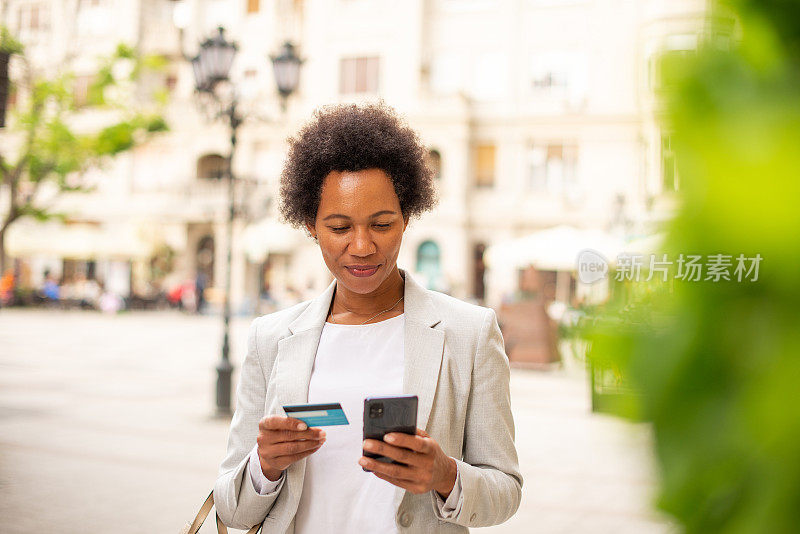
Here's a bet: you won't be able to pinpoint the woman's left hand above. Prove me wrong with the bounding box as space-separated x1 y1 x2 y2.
359 428 457 498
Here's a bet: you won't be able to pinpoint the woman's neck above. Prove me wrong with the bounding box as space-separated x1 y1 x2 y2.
330 267 405 319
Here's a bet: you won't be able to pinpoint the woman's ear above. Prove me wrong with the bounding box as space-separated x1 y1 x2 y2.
305 220 317 240
403 216 409 231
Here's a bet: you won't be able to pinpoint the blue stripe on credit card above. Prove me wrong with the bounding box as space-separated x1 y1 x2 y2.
282 402 349 427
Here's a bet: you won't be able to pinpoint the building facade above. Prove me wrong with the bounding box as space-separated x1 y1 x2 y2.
1 0 709 311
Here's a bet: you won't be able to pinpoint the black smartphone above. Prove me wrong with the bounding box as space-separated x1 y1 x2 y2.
362 395 418 471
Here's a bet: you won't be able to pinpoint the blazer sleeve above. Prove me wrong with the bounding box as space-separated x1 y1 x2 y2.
213 317 284 530
439 308 523 528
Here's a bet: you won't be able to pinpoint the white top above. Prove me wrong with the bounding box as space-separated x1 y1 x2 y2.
247 312 463 532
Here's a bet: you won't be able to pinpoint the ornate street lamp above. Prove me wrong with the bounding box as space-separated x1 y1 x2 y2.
190 54 209 93
271 42 303 110
186 26 302 417
191 27 238 93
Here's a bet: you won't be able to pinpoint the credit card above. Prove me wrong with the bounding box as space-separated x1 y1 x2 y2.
282 402 349 427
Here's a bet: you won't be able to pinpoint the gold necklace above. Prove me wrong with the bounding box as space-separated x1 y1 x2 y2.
329 295 404 325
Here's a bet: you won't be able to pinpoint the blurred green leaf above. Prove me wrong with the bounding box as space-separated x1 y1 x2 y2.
0 26 23 54
114 43 136 60
94 122 136 155
587 1 800 532
143 114 169 133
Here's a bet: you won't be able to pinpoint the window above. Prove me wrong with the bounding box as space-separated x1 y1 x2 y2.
661 135 678 192
197 154 227 180
427 149 442 180
429 54 462 95
73 75 94 108
339 57 379 95
527 143 578 194
76 0 109 36
529 51 588 105
17 3 49 32
246 0 260 14
473 144 495 188
470 52 508 101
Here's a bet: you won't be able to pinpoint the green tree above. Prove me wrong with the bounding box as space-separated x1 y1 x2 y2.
0 33 168 273
588 1 800 532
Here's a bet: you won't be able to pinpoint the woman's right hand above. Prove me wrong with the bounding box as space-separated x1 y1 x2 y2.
256 415 326 481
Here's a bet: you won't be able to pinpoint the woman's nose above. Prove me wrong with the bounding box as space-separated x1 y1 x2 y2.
349 227 376 256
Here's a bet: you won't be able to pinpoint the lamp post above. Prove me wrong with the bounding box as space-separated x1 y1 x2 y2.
0 49 11 128
188 27 302 417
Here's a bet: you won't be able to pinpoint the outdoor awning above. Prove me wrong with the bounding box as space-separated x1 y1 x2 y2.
484 225 625 271
6 221 154 259
242 218 304 263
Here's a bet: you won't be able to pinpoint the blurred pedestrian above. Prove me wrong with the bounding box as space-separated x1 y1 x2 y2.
180 280 196 311
41 270 60 305
167 281 183 309
73 273 100 310
99 286 124 314
0 269 15 307
168 279 196 312
195 271 207 314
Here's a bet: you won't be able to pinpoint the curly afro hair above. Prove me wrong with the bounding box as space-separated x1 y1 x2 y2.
278 102 438 231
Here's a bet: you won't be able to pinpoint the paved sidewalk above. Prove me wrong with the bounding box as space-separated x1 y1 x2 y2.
0 309 674 533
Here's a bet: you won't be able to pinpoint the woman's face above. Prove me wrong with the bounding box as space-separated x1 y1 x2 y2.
306 168 408 295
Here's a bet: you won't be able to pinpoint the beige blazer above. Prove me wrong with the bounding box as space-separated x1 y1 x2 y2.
214 268 522 533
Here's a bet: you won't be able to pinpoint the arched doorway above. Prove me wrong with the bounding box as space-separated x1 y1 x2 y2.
196 154 227 180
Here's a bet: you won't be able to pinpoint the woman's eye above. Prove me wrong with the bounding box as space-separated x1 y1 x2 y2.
328 223 390 232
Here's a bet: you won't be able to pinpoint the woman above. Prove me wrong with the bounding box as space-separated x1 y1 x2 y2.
214 103 522 533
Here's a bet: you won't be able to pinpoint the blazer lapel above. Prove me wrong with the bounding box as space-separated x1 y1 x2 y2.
400 269 444 433
274 278 336 410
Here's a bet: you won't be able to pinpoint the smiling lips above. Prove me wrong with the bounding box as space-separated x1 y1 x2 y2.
346 265 380 277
